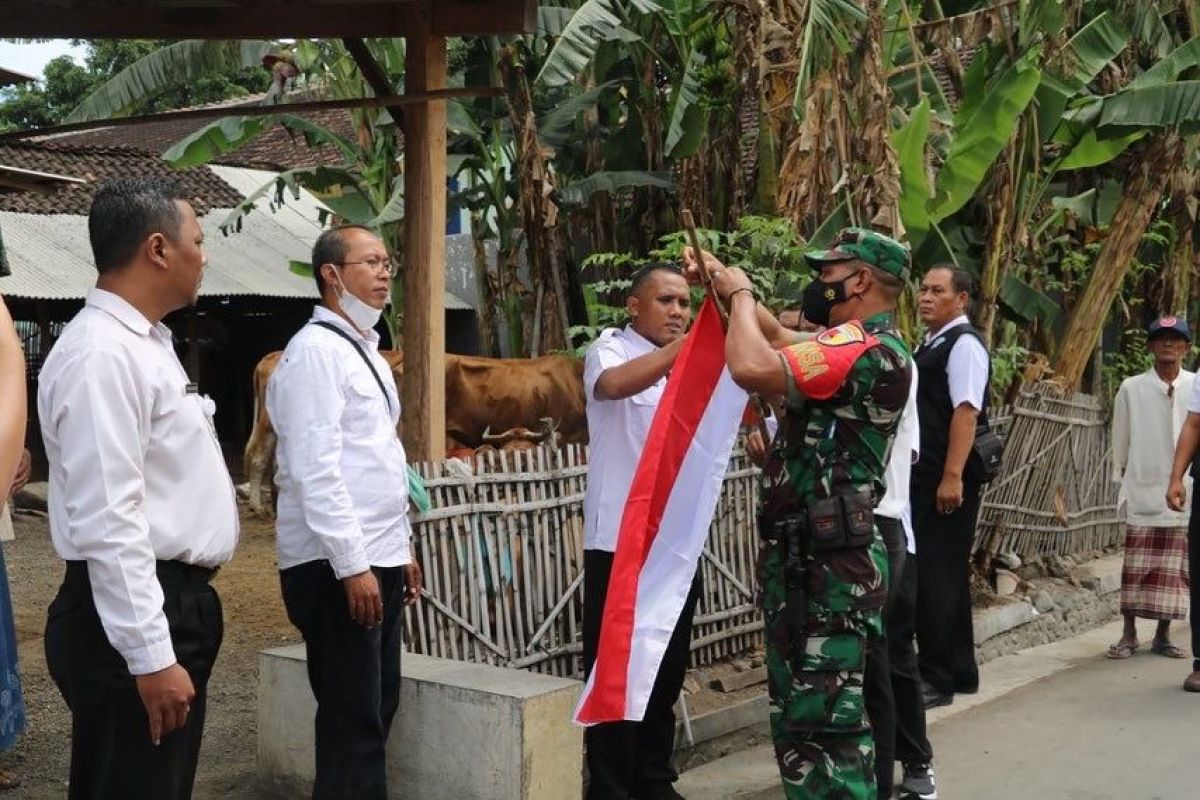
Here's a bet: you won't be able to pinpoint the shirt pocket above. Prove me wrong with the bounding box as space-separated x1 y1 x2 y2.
1125 476 1171 518
630 381 664 408
343 376 387 438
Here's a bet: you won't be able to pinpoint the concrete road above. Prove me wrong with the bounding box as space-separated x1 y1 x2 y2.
676 619 1200 799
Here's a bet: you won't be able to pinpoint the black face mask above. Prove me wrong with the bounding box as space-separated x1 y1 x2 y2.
801 270 859 327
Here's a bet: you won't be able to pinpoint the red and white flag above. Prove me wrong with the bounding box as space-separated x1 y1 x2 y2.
575 298 748 725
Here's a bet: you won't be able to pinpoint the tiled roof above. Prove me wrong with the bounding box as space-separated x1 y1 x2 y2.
0 141 244 215
29 104 356 172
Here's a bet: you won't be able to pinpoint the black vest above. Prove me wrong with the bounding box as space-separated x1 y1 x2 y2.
913 322 991 485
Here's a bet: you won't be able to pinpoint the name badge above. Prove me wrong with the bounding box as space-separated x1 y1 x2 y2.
185 382 199 395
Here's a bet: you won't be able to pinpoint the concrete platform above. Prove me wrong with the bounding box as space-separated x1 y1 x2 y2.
257 646 583 800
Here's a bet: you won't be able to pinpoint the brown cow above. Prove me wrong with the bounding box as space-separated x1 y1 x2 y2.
242 351 585 516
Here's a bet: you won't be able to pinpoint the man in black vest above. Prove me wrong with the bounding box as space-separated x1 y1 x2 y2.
912 265 991 710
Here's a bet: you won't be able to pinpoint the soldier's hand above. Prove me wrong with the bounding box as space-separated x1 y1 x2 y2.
343 569 384 627
136 663 195 746
1167 479 1187 512
746 430 768 467
936 475 964 515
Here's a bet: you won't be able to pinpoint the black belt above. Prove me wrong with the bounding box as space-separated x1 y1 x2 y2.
64 559 219 589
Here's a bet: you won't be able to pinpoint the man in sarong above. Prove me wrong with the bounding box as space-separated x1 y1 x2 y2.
1110 316 1194 662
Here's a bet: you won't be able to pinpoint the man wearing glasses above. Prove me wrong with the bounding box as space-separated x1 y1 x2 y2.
267 225 423 799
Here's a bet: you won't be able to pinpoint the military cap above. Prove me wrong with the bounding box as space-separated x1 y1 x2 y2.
804 227 911 281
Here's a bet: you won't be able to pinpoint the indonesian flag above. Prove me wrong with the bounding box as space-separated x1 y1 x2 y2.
575 298 748 725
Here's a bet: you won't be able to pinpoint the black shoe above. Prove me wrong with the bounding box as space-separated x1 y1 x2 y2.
899 762 938 799
955 683 979 695
921 682 953 709
637 785 685 800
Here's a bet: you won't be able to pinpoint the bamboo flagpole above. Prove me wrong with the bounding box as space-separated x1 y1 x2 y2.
679 209 774 444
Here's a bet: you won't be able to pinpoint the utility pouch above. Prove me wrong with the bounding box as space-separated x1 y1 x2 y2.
807 493 875 552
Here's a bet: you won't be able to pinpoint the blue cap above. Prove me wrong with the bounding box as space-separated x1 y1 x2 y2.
1147 315 1192 342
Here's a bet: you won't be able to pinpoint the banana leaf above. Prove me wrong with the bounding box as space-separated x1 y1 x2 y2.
928 48 1043 223
536 0 627 87
1036 13 1129 142
558 171 673 204
999 274 1060 327
1096 80 1200 138
664 49 707 159
163 113 358 168
66 40 276 123
539 80 620 148
892 98 932 246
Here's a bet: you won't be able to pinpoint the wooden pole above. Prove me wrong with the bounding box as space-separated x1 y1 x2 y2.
402 6 448 461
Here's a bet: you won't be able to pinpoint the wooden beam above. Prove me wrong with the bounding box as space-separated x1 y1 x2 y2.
0 0 536 38
0 89 498 143
341 38 407 130
401 9 448 462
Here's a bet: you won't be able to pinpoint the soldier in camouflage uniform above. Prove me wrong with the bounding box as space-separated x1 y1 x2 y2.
685 229 913 799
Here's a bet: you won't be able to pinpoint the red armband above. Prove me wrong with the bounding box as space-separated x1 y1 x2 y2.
780 321 878 400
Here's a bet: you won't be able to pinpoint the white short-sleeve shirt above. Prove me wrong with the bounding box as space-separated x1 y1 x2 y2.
582 326 663 552
925 315 989 410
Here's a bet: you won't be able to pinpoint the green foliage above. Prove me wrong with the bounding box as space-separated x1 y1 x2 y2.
0 39 269 133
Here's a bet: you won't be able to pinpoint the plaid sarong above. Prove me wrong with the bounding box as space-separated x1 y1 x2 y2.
1120 525 1190 620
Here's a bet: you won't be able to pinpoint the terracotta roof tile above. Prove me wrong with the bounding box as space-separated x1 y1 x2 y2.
0 141 244 215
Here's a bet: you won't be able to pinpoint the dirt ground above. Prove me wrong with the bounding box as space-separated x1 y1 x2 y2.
0 502 766 798
4 505 294 799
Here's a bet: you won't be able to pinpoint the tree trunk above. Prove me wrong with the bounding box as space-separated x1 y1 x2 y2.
1052 133 1185 389
469 210 501 357
977 141 1015 346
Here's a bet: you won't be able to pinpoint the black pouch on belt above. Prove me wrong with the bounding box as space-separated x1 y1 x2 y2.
807 494 875 551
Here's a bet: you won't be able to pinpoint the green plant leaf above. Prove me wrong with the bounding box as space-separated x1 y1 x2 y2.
288 260 314 278
536 0 627 88
537 80 619 148
1128 38 1200 91
928 48 1042 223
892 98 932 245
999 274 1060 326
66 40 275 123
1037 13 1130 141
665 49 707 159
1057 128 1144 170
558 170 673 204
1096 80 1200 138
163 115 269 168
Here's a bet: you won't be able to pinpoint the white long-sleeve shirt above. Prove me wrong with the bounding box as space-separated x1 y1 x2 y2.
38 288 238 675
1112 367 1194 526
268 306 412 577
876 369 919 553
582 325 663 552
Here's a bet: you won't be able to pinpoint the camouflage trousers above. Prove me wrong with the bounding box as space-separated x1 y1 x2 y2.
759 534 888 799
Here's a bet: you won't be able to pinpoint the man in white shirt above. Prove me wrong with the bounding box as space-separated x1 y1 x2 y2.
911 266 991 710
1108 316 1194 663
39 178 238 800
268 225 422 800
582 263 694 800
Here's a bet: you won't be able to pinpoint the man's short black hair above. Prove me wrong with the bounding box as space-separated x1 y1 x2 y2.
88 178 187 274
928 263 975 298
311 224 375 294
628 261 684 297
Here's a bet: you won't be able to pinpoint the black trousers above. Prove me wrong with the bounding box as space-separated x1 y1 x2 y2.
888 539 933 768
582 549 702 800
45 560 223 800
864 516 906 798
912 478 982 696
1189 489 1200 672
281 561 407 800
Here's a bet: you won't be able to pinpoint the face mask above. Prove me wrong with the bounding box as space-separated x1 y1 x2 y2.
331 267 384 332
801 270 859 327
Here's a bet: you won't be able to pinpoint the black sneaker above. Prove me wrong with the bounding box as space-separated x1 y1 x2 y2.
899 762 937 800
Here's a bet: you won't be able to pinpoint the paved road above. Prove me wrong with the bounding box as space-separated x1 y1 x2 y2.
676 619 1200 799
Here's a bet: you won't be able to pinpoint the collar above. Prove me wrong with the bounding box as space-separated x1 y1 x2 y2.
620 324 659 357
924 314 970 344
86 288 165 339
1146 367 1183 392
862 312 897 334
313 304 380 346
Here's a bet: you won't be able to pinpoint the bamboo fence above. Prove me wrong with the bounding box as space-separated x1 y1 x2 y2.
974 382 1121 559
402 444 763 679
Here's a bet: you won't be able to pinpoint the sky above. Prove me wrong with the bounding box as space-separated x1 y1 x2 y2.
0 40 86 81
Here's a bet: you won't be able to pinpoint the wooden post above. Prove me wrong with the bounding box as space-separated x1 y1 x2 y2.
402 6 448 462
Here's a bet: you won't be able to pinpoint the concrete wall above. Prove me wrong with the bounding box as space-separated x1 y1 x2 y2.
258 646 583 799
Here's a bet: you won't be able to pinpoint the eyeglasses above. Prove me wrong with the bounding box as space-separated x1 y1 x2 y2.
335 256 397 279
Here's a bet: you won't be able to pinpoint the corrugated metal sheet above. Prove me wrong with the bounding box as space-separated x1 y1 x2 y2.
0 163 474 309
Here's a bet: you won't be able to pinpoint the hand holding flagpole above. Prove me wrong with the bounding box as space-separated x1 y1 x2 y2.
679 209 774 446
